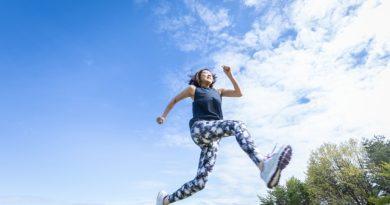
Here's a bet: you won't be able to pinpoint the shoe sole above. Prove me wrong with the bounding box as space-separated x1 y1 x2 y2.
267 145 292 188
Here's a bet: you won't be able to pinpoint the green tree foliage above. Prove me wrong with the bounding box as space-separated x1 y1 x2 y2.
368 194 390 205
363 135 390 203
306 139 372 204
258 177 310 205
362 135 390 166
362 135 390 195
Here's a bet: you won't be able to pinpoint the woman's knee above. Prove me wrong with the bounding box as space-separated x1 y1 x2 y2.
195 177 207 190
231 120 247 131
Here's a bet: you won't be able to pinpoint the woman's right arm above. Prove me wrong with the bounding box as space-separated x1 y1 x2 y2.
156 85 195 124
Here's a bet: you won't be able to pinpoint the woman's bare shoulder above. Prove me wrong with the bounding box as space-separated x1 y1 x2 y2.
189 85 196 100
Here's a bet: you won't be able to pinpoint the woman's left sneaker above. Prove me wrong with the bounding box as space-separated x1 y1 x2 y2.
260 145 292 188
156 190 168 205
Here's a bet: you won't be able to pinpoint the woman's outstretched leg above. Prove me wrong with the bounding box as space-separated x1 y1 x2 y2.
165 141 219 204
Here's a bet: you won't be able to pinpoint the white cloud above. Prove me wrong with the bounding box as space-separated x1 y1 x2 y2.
155 1 232 52
153 2 170 15
158 128 195 149
183 0 231 32
241 0 268 9
196 6 230 32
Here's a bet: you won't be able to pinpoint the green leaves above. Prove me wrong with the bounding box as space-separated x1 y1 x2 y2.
258 177 310 205
363 135 390 195
306 139 372 204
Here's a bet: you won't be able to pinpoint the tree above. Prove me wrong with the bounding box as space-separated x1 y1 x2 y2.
362 135 390 204
285 177 311 205
306 139 372 204
367 162 390 204
258 177 311 205
362 135 390 195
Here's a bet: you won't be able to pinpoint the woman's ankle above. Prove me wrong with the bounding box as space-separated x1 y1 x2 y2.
163 196 169 205
258 161 264 172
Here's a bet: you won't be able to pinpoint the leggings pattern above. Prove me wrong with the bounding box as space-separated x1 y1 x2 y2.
166 119 262 203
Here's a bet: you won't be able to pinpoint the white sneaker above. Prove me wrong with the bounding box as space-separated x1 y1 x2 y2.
156 190 168 205
260 144 292 188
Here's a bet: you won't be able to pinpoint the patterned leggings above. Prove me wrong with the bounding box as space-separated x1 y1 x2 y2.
166 119 263 203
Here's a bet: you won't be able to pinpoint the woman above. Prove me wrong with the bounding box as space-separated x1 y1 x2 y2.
155 65 292 205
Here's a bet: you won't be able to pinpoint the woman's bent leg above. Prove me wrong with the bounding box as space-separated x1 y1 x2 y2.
166 141 219 203
193 120 263 168
226 120 263 167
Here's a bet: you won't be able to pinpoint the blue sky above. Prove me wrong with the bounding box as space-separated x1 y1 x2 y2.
1 0 389 205
0 1 186 204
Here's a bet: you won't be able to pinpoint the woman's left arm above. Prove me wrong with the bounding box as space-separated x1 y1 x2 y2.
219 65 243 97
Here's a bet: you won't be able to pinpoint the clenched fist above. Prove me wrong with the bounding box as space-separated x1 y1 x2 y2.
222 65 232 75
156 116 166 124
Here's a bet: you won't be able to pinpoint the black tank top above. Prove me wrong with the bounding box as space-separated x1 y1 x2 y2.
189 86 223 129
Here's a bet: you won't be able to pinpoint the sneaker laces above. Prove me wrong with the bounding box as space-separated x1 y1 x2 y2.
263 143 278 160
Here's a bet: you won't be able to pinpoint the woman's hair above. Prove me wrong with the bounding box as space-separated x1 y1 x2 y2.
188 68 217 88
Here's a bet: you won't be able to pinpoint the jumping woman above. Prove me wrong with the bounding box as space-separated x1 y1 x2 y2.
155 65 292 205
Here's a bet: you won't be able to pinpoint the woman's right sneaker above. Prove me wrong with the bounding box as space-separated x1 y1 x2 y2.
260 145 292 188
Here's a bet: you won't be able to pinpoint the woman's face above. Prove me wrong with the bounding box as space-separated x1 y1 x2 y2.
198 70 213 85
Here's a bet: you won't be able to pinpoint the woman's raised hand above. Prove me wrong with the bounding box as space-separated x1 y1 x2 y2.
156 116 166 124
222 65 232 75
